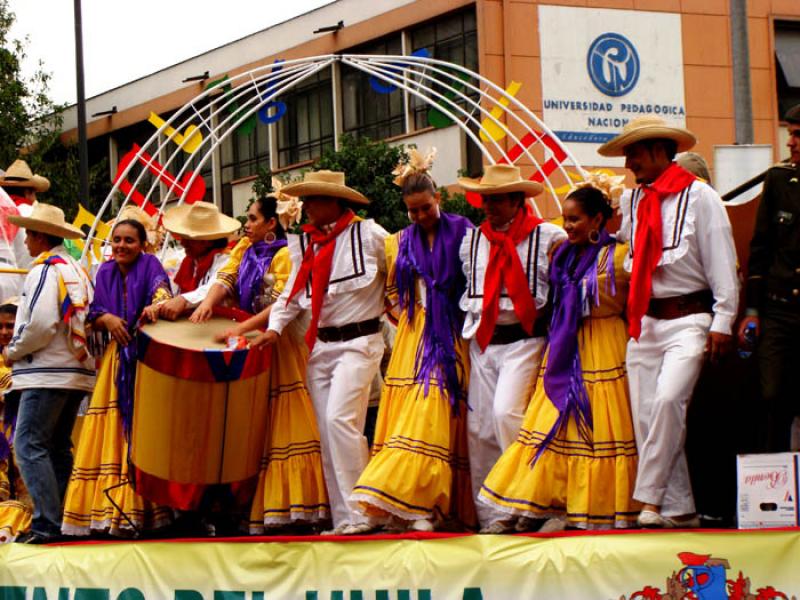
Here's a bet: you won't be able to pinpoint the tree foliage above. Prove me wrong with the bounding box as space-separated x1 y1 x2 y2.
0 0 107 218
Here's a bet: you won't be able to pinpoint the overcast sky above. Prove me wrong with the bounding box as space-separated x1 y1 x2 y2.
9 0 332 105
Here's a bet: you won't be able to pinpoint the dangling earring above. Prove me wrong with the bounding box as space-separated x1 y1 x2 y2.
264 231 277 244
588 229 600 245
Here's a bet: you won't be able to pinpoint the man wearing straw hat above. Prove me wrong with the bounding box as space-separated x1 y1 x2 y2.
456 164 566 533
598 116 738 528
157 201 241 319
3 203 94 543
257 170 388 535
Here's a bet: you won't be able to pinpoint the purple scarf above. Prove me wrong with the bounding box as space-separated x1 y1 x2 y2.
395 212 471 411
237 239 287 314
532 229 616 465
90 253 171 436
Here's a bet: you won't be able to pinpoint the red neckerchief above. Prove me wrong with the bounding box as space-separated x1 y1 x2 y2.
173 247 224 293
287 209 356 351
475 204 543 351
8 193 32 206
627 163 697 340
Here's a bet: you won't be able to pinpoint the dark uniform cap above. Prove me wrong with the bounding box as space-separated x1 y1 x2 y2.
784 104 800 124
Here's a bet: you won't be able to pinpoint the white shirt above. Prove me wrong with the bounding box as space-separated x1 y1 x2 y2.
176 252 230 308
459 221 566 339
7 246 95 392
268 219 388 335
617 179 739 335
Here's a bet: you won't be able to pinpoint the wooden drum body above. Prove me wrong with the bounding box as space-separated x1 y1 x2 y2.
131 316 271 510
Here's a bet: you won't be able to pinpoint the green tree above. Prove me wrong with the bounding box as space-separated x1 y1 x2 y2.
0 0 107 218
315 134 409 232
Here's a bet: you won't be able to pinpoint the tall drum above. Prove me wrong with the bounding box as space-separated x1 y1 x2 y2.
131 316 271 510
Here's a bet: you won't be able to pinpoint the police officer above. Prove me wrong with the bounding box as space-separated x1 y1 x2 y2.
739 103 800 451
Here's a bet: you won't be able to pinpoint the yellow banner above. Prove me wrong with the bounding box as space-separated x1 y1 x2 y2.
1 530 799 599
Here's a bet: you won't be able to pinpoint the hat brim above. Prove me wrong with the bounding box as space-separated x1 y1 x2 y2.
0 174 50 193
456 177 544 197
280 181 369 205
8 215 84 239
162 205 242 241
597 126 696 157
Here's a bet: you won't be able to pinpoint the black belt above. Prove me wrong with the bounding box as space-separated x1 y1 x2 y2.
488 319 547 346
646 289 714 320
317 317 381 343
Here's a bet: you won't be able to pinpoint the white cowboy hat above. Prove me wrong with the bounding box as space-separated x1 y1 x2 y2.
8 202 84 239
281 170 369 205
457 164 544 197
597 116 696 157
162 201 241 241
0 160 51 193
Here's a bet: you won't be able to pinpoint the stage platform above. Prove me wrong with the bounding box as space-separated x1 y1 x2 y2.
1 528 799 599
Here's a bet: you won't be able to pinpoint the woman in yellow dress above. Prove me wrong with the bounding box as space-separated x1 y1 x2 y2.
192 192 328 532
350 150 475 531
479 178 640 531
61 219 173 536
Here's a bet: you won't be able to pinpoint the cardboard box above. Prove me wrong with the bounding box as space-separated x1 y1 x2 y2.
737 453 800 529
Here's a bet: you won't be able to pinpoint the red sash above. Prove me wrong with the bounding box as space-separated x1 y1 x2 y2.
286 210 356 351
475 205 543 351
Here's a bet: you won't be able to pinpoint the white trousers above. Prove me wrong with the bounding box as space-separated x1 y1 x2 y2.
627 313 711 517
467 336 546 527
306 332 384 528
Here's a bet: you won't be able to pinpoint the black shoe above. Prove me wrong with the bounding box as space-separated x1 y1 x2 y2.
15 531 58 544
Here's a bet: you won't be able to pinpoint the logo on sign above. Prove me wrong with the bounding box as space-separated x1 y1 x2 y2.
586 33 640 97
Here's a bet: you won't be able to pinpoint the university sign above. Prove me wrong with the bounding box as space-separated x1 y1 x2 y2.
539 6 687 166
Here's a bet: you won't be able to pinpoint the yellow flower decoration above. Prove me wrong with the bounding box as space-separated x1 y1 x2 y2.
574 171 626 209
270 177 303 230
392 147 437 187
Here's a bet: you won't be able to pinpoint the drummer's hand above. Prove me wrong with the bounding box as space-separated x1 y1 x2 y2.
141 304 161 324
250 330 280 349
159 296 188 321
190 301 214 324
102 314 132 346
214 326 243 343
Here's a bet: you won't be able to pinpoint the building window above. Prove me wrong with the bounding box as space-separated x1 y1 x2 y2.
277 69 335 168
409 8 478 130
775 21 800 121
342 35 406 140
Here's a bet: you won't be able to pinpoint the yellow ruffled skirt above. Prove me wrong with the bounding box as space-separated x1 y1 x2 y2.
247 328 329 532
352 306 475 527
62 342 172 537
0 500 32 543
479 315 640 529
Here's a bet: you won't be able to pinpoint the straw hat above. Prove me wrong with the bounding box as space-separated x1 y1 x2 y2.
457 164 544 197
8 202 84 239
597 116 696 157
162 201 241 241
281 170 369 205
0 160 51 193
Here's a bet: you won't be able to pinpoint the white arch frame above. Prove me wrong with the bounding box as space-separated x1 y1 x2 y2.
85 54 586 260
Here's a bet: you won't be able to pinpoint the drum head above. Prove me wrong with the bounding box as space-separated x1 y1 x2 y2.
140 316 254 351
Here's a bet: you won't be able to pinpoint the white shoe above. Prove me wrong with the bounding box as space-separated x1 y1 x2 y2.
340 522 378 536
320 523 350 536
410 519 434 532
538 517 567 533
637 510 700 529
479 520 515 534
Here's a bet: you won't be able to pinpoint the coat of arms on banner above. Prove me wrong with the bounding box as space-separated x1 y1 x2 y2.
623 552 795 600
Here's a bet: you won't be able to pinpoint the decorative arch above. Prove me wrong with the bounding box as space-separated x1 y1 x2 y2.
85 54 586 259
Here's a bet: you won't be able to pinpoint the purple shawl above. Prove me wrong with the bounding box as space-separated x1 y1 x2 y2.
90 253 171 436
395 212 471 411
237 239 287 314
532 229 616 465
